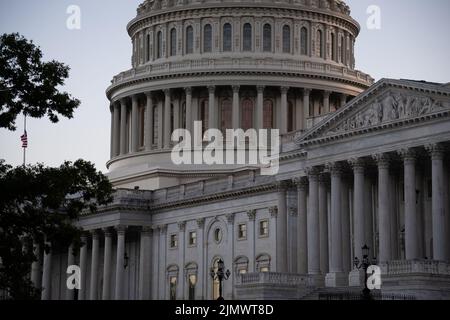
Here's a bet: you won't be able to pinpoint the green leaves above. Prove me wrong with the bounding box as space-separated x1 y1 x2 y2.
0 33 81 130
0 160 113 299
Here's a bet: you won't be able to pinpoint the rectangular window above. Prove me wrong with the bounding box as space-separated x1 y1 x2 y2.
189 231 197 246
170 234 178 248
238 223 247 240
259 220 269 237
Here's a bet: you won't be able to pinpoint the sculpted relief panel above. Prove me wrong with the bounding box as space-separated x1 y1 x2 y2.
329 93 450 135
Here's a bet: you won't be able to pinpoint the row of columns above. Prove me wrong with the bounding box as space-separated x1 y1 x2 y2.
290 143 448 287
110 86 350 158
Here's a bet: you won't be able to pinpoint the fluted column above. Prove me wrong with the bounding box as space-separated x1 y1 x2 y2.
294 177 308 274
112 102 121 157
131 95 139 153
303 89 311 129
89 230 100 300
120 98 128 155
115 226 126 300
185 87 193 133
41 239 52 300
427 144 448 262
66 245 76 300
400 148 419 260
208 85 216 130
374 154 392 262
318 174 329 274
139 227 152 300
307 168 320 276
256 85 264 130
275 182 288 273
78 234 88 300
232 85 240 130
145 92 153 151
102 228 113 300
280 87 289 134
164 89 171 149
325 162 347 287
349 158 366 261
323 91 331 114
30 242 41 291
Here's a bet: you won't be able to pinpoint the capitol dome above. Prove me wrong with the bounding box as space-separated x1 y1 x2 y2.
106 0 374 189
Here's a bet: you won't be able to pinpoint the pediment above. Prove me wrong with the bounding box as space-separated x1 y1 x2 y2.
296 79 450 147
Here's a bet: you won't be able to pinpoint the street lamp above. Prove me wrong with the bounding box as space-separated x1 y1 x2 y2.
210 259 231 301
353 244 377 300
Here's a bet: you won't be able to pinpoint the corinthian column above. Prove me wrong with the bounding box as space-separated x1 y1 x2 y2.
145 92 153 151
41 238 52 300
78 233 88 300
307 168 320 276
112 102 121 157
318 174 329 275
256 85 265 130
303 89 311 129
275 182 288 273
427 144 448 262
280 87 289 134
131 95 140 153
208 85 216 130
164 89 171 149
115 226 126 300
232 85 240 130
30 242 42 291
374 153 392 262
325 162 347 287
323 91 331 114
102 228 113 300
139 227 152 300
185 87 193 134
294 177 308 274
120 98 128 155
399 148 419 260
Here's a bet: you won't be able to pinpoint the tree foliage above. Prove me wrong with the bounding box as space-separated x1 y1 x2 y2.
0 33 80 131
0 160 113 300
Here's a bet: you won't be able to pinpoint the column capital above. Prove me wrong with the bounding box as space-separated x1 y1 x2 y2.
247 210 256 221
256 85 265 94
178 221 186 232
326 162 344 177
318 173 330 185
373 153 391 169
226 213 235 224
293 176 308 190
305 166 321 180
232 85 240 93
163 88 171 96
90 229 101 240
398 148 418 163
208 85 215 94
196 218 206 228
426 143 445 160
115 225 127 235
131 94 139 103
102 227 114 237
323 90 331 98
348 157 366 173
141 226 153 235
120 97 128 105
289 207 298 217
145 91 153 99
280 86 290 94
184 87 192 95
303 88 312 96
158 224 168 234
269 206 278 218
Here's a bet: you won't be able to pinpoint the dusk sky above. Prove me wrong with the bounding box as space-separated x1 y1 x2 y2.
1 0 449 172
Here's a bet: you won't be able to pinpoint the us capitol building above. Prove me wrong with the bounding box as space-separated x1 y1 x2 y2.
31 0 450 300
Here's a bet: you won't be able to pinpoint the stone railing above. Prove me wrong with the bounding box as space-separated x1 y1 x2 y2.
108 57 373 89
381 260 450 276
236 272 309 286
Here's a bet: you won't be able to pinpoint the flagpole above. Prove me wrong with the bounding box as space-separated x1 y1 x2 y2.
23 115 27 167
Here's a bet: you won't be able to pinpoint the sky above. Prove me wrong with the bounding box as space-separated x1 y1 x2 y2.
0 0 449 173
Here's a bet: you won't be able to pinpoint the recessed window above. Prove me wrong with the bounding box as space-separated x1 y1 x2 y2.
223 23 232 52
300 27 308 55
189 231 197 246
263 24 272 52
238 224 247 240
214 228 223 243
282 25 291 53
170 234 178 248
203 24 212 53
243 23 252 51
170 28 177 56
259 220 269 237
186 26 194 54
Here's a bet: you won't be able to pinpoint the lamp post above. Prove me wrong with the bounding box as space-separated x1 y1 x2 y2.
210 259 231 301
353 244 377 300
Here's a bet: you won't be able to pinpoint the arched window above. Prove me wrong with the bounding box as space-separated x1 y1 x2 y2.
316 29 323 58
282 25 291 53
243 23 252 51
203 24 212 53
170 28 177 56
152 105 159 145
186 26 194 54
263 99 274 129
288 101 295 132
300 27 308 55
223 23 232 52
263 24 272 52
220 99 232 132
341 35 346 64
331 33 336 61
156 31 163 59
241 98 254 131
200 99 209 134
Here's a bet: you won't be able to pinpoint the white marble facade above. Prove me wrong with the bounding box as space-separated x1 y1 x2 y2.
31 0 450 300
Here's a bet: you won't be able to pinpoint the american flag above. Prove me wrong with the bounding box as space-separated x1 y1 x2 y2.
21 131 28 148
